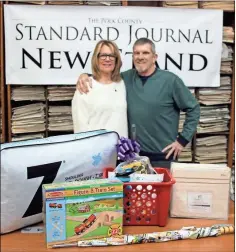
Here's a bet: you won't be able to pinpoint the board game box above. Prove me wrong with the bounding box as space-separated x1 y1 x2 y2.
42 179 123 248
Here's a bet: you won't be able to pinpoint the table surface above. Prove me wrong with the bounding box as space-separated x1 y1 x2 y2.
1 201 235 252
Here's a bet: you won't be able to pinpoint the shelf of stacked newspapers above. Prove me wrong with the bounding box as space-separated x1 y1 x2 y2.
6 0 124 6
46 86 74 134
47 86 75 102
9 86 46 141
221 43 233 74
198 76 231 106
0 2 6 143
194 41 233 165
8 84 76 141
6 1 123 6
161 1 198 8
7 0 46 4
47 105 73 133
47 1 83 5
200 1 235 12
196 41 232 135
178 142 193 162
85 1 122 6
10 102 46 141
2 0 235 174
223 26 235 44
178 88 195 162
195 135 228 164
11 86 45 101
197 105 230 134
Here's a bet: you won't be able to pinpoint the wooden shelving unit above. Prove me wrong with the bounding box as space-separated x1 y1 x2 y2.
1 1 235 168
228 62 235 167
0 2 6 143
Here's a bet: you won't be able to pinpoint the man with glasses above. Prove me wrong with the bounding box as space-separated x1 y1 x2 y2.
77 38 200 168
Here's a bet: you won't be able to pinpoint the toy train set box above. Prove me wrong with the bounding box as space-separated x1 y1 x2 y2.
42 179 123 248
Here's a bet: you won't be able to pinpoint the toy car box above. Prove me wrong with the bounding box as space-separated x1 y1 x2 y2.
42 179 123 248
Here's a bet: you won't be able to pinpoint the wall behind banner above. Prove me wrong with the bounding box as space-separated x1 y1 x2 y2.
0 1 235 173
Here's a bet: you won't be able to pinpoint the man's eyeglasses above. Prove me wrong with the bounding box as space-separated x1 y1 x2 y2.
98 53 116 61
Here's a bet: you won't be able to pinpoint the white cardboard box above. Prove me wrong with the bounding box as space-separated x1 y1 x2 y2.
170 163 231 220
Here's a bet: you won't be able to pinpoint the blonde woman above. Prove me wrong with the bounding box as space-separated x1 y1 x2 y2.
72 40 128 137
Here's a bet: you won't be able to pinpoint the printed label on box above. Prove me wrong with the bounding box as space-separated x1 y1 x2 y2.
46 200 66 243
187 192 212 213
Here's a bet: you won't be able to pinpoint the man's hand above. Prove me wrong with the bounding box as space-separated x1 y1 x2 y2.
162 141 184 160
76 74 92 94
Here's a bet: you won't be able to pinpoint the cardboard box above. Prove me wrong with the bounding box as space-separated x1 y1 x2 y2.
170 163 231 220
42 179 123 248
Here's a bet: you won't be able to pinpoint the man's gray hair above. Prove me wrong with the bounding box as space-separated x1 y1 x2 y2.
133 38 156 54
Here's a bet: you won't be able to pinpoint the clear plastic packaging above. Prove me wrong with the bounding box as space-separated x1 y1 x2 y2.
115 155 156 176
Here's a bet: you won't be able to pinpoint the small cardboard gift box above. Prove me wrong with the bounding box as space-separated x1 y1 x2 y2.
170 163 231 220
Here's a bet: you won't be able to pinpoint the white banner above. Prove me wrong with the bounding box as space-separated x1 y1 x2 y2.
4 5 223 87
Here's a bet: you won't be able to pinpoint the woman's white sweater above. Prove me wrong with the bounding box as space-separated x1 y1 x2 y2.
72 77 128 138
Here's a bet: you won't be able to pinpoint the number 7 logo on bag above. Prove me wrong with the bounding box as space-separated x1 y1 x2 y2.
22 161 62 218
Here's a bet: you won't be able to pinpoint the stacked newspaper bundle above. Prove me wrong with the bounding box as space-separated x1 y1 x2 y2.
198 77 231 105
178 112 185 132
162 1 198 8
11 86 45 101
48 106 73 131
8 0 46 4
178 88 194 162
178 89 195 132
195 135 227 164
201 1 235 11
48 0 83 4
223 26 234 43
12 133 45 142
85 1 121 5
221 61 233 74
221 76 232 88
47 86 75 101
178 142 192 162
221 43 233 73
11 103 46 134
222 43 233 62
197 105 230 133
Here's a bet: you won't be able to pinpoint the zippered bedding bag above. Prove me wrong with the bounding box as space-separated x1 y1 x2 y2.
1 130 118 233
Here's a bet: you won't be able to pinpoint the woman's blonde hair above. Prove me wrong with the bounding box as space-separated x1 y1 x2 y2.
91 40 122 82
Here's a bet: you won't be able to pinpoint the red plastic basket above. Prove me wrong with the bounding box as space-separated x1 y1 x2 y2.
103 167 175 226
